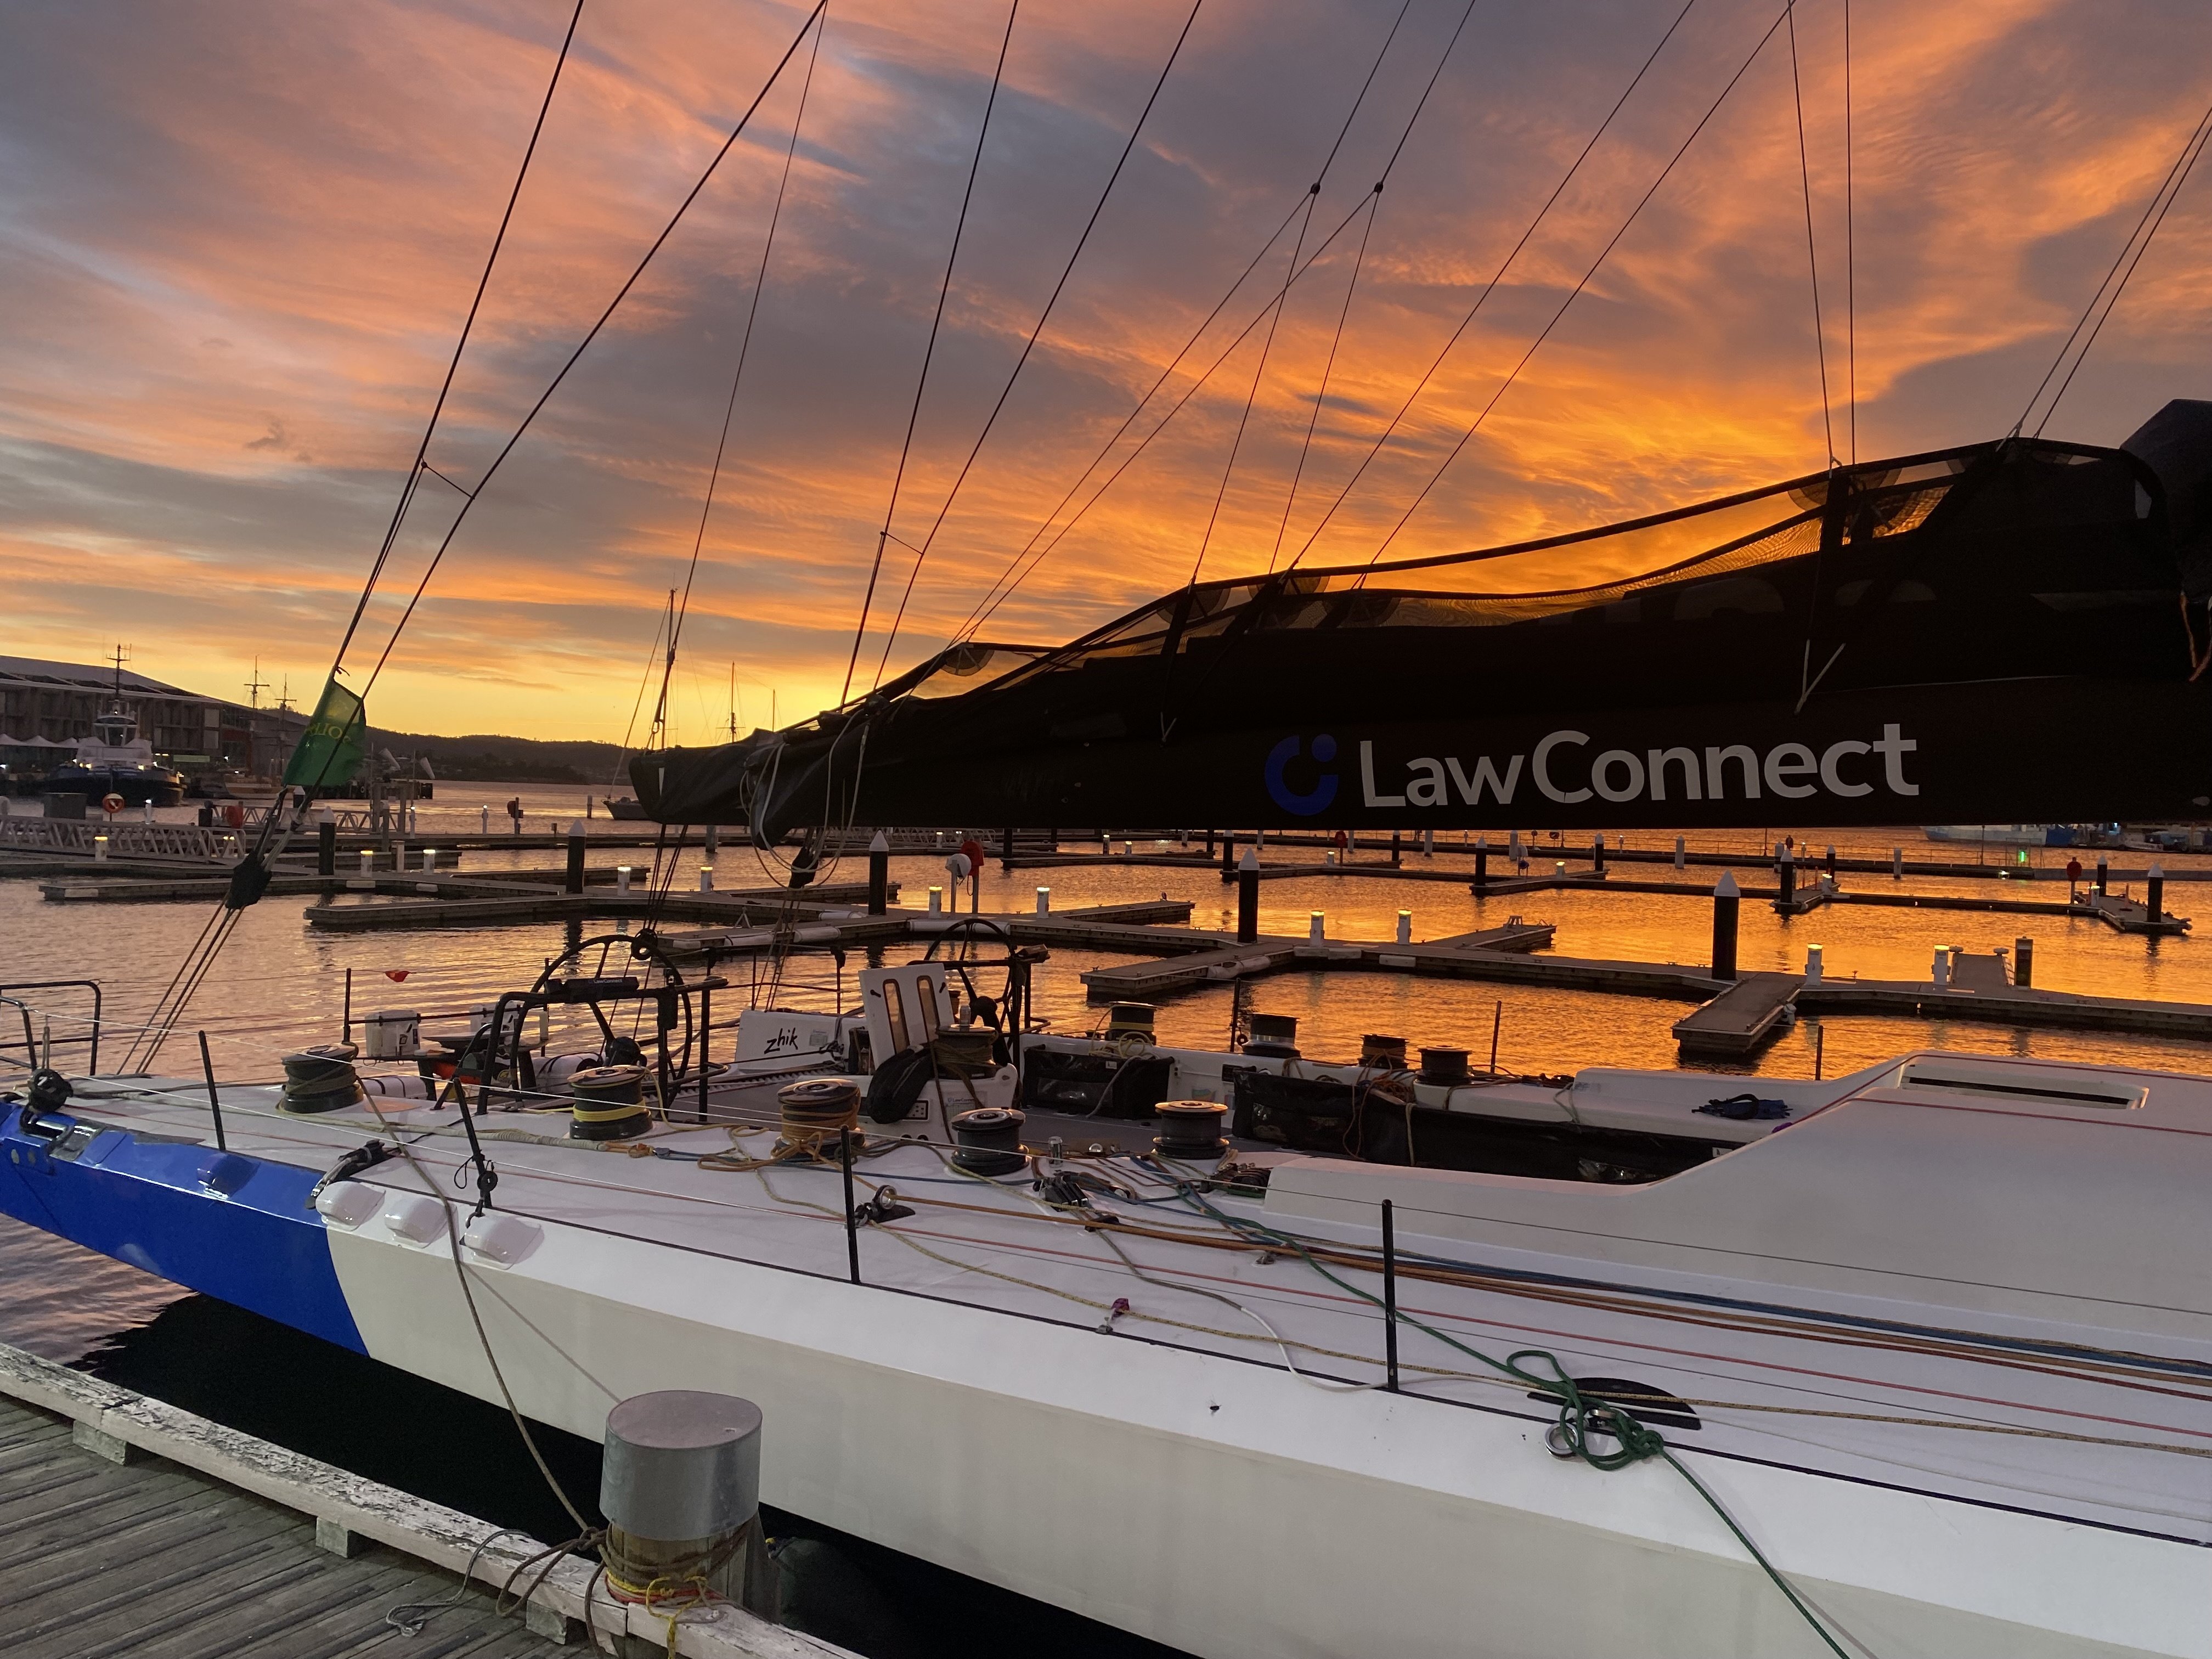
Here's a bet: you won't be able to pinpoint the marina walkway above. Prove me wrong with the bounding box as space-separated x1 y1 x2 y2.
0 1394 558 1659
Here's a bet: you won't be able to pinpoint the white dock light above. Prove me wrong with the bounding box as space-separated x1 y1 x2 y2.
1805 944 1824 985
1396 910 1412 945
1932 946 1953 989
423 848 438 873
1036 887 1051 916
617 865 633 894
699 865 714 893
1308 910 1325 942
93 835 108 862
928 885 943 915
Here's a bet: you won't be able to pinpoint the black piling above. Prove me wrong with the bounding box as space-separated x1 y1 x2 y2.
1390 830 1402 868
867 832 888 916
1592 834 1605 877
1236 850 1259 944
1474 839 1489 894
2096 858 2109 896
1712 872 1741 980
1205 828 1215 857
565 823 586 895
1220 831 1237 882
317 819 336 877
2015 936 2035 988
1381 1199 1400 1393
2148 864 2166 923
704 822 718 859
1776 847 1796 909
196 1031 226 1152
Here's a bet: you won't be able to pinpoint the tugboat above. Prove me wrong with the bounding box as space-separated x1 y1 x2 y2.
41 701 186 807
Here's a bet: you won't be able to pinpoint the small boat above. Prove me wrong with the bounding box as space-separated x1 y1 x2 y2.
1922 823 2089 847
40 702 185 808
602 794 650 820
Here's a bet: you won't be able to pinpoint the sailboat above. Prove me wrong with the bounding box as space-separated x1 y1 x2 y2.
14 7 2212 1656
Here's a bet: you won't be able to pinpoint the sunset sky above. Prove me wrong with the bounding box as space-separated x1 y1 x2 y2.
5 0 2210 744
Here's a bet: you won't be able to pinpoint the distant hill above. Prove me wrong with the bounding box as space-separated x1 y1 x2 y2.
368 729 627 786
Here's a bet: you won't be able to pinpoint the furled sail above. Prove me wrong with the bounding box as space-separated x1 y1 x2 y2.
640 404 2212 839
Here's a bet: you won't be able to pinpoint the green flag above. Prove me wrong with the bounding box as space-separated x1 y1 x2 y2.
284 675 368 789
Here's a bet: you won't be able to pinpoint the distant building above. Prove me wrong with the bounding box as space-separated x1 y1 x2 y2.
0 655 308 780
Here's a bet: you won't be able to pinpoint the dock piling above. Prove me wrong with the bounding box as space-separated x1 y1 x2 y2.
868 831 889 915
2097 857 2109 896
1777 844 1796 909
1220 831 1236 881
1391 830 1403 868
566 822 586 894
1892 846 1902 880
1593 834 1605 876
1474 836 1489 894
1674 835 1685 871
2148 862 2165 922
1488 1000 1502 1074
317 819 336 877
1237 849 1259 943
2015 936 2034 988
1712 873 1740 980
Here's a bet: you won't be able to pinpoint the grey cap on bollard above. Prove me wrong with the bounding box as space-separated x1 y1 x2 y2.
601 1391 763 1540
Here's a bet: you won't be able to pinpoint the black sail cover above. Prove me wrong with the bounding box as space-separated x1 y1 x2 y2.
639 404 2212 839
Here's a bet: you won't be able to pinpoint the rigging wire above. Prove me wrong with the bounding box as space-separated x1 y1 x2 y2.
956 0 1474 640
956 194 1384 642
1269 188 1381 573
864 0 1206 692
356 0 831 710
840 0 1020 706
1785 0 1836 469
121 4 589 1074
949 194 1311 639
330 0 584 678
2015 89 2212 439
2031 102 2212 438
1186 0 1421 588
652 7 827 746
1284 0 1702 574
1843 0 1855 465
1350 0 1787 572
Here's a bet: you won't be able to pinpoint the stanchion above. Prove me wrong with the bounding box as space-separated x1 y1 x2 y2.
1381 1200 1400 1393
840 1126 860 1285
196 1031 227 1151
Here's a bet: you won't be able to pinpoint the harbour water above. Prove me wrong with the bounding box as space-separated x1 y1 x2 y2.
7 785 2210 1655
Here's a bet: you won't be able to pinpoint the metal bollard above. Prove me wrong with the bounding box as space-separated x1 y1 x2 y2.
600 1392 770 1615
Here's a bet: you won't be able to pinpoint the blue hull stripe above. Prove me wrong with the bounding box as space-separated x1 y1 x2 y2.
0 1105 365 1353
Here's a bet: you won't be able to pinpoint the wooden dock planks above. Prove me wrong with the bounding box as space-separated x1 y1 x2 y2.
0 1397 559 1659
1672 972 1805 1059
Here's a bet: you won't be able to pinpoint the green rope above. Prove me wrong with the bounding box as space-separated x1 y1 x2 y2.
1163 1174 1855 1658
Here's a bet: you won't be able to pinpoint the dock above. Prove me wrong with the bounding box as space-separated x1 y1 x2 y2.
0 1340 842 1659
2070 891 2192 936
1671 972 1804 1059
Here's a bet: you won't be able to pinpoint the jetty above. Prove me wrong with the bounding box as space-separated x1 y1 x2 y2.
0 1340 842 1659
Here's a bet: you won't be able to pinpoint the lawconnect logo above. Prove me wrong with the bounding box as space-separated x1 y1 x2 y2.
1265 725 1923 811
1351 726 1921 807
1265 734 1338 816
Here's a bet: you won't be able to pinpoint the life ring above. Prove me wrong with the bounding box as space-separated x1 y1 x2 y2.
101 793 126 815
